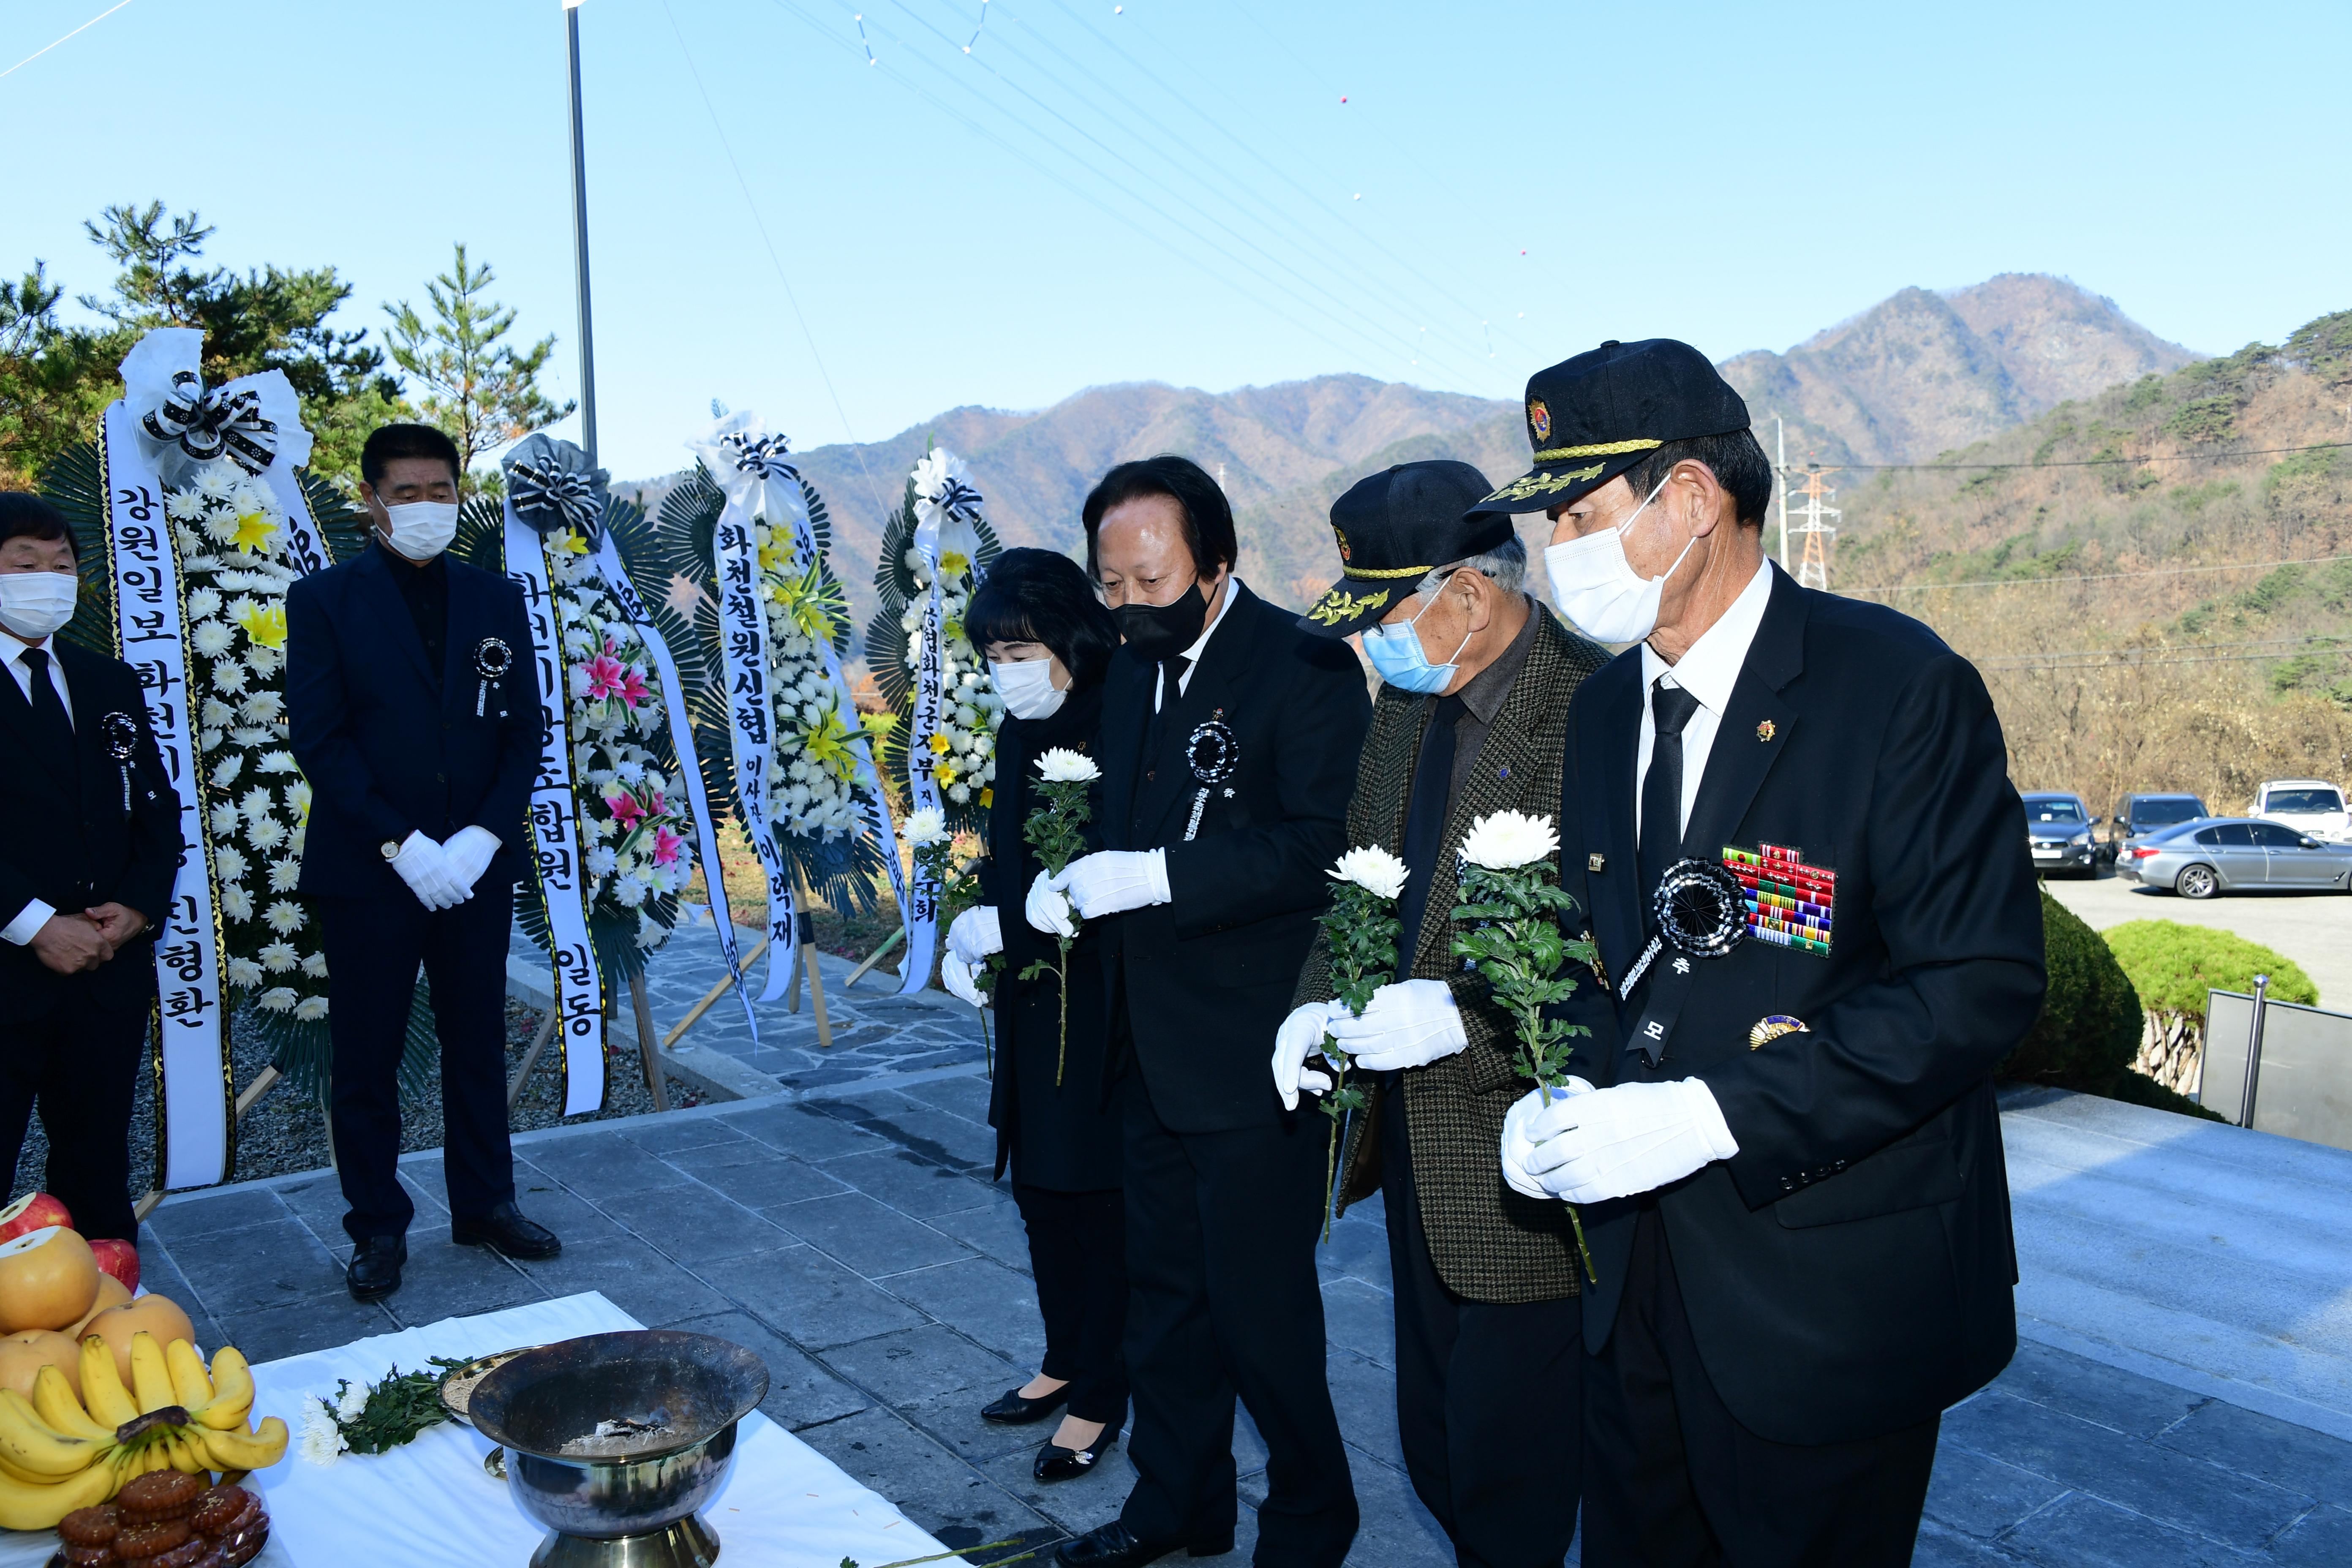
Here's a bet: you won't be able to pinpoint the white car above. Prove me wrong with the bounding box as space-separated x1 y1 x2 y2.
2253 779 2350 844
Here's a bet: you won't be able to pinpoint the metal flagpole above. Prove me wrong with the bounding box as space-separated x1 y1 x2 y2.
563 0 598 466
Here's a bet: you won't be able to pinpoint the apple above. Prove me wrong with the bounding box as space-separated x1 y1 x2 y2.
87 1238 140 1293
0 1194 72 1247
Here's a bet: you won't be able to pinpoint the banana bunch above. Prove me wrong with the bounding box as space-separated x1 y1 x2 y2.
0 1332 286 1530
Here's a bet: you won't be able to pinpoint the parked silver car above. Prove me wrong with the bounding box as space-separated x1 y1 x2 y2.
2120 817 2352 898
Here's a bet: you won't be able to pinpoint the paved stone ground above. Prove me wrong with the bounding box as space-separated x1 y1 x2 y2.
136 1073 2352 1568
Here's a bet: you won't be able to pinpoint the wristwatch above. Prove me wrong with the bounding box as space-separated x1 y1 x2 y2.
381 840 401 861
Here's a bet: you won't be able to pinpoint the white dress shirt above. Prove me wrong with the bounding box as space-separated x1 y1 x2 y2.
1151 574 1244 713
2 635 72 945
1634 557 1774 844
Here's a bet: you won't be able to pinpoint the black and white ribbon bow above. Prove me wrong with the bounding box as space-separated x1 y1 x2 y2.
508 456 606 542
926 475 985 525
141 370 278 474
722 431 800 483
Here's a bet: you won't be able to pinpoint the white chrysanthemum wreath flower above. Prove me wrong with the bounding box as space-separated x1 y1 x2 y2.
1330 845 1410 901
751 515 870 841
1458 809 1560 871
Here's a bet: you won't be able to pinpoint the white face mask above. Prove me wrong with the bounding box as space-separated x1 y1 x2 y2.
0 571 79 642
990 656 1067 721
1542 475 1693 644
379 500 460 562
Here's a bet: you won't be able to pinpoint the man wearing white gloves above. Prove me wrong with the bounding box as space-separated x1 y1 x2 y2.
287 424 557 1302
1042 457 1370 1568
1476 341 2044 1566
1276 462 1606 1568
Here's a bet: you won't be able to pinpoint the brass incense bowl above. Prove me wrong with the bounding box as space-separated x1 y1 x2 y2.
469 1331 769 1568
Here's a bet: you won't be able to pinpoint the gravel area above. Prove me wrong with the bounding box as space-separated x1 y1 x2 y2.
8 999 702 1212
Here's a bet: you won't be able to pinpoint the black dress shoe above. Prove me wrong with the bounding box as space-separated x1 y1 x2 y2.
347 1235 406 1301
452 1202 561 1260
980 1383 1070 1424
1033 1424 1118 1483
1054 1521 1232 1565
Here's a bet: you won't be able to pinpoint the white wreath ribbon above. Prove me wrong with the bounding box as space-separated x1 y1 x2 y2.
901 449 985 999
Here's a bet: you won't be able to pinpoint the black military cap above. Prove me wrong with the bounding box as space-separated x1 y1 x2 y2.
1298 460 1511 638
1467 338 1750 519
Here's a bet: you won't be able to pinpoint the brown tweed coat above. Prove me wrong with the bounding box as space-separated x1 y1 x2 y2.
1291 604 1609 1304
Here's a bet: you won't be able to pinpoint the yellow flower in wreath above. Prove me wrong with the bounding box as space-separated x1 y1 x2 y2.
940 550 970 578
229 506 278 555
932 760 956 786
236 602 288 651
928 732 953 756
799 707 859 781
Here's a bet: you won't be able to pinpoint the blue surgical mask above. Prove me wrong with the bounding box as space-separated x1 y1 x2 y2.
1362 585 1471 694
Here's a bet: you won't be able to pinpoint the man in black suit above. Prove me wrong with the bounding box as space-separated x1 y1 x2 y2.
0 493 180 1241
1475 342 2044 1566
1029 456 1371 1568
286 424 557 1301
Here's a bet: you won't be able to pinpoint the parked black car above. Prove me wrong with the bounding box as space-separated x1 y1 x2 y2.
2023 792 2099 878
2102 792 2211 866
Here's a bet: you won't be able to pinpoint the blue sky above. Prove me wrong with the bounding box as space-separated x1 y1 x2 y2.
5 0 2346 481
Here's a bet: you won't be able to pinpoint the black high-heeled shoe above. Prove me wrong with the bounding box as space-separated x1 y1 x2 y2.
1033 1424 1118 1482
980 1383 1070 1424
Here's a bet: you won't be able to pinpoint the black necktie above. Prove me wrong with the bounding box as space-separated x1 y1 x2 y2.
18 648 76 784
1395 694 1467 968
1140 656 1193 792
1638 681 1701 901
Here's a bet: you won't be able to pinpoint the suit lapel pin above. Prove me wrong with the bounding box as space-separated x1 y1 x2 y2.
1749 1014 1810 1050
1756 719 1777 742
101 711 138 812
472 636 514 718
1498 764 1511 781
1587 852 1606 874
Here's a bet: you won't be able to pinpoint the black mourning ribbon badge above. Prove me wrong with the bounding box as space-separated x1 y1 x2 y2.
473 636 514 718
1181 716 1239 842
1617 857 1747 1065
101 711 139 812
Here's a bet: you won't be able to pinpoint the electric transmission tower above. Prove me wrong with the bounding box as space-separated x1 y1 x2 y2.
1789 464 1840 590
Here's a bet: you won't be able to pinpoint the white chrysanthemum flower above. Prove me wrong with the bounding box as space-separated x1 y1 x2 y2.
213 846 250 883
1331 847 1410 901
257 750 297 774
208 805 242 841
587 846 618 877
293 996 329 1022
212 661 249 695
230 725 272 748
220 886 253 921
166 490 206 522
240 785 275 822
612 872 649 907
301 951 329 978
193 463 237 498
901 807 948 847
259 941 299 973
199 727 226 753
191 621 235 658
225 957 264 988
263 898 305 934
268 859 301 892
247 646 280 675
1036 748 1100 784
249 817 287 851
211 754 245 788
200 698 236 728
1458 810 1560 872
256 986 297 1013
185 585 221 618
615 759 644 784
240 691 285 723
299 1396 347 1466
947 783 971 804
287 779 312 817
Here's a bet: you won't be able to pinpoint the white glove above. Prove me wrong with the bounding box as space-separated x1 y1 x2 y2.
1025 870 1075 938
442 825 501 891
389 830 468 911
1500 1078 1596 1200
1521 1078 1740 1204
942 952 990 1008
1051 850 1171 918
947 904 1003 963
1271 999 1345 1111
1324 978 1469 1072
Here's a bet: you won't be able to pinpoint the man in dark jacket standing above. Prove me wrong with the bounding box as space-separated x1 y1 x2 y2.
0 493 180 1241
1274 462 1607 1568
1029 456 1371 1568
1486 342 2044 1566
286 424 556 1301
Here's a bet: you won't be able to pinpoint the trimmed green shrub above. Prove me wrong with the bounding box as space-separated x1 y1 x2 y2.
2102 922 2317 1012
2000 890 2140 1093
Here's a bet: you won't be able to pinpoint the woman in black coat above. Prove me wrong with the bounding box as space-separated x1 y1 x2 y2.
942 547 1127 1483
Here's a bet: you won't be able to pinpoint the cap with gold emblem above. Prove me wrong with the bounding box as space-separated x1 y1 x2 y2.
1298 460 1513 638
1467 338 1750 520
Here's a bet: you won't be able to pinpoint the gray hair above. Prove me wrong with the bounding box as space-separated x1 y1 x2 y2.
1416 534 1527 598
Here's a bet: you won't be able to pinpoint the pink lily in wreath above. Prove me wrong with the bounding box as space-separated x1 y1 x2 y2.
583 646 630 702
652 826 685 867
617 667 650 708
607 792 647 831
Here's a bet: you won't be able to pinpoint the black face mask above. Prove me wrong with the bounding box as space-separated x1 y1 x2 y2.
1114 579 1211 663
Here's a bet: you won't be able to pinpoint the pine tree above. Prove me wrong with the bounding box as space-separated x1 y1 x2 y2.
383 245 575 496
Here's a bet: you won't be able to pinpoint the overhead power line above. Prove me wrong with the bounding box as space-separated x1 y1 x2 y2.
0 0 134 81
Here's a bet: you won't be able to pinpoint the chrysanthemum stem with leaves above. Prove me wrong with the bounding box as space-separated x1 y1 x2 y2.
1313 847 1408 1243
1020 749 1099 1085
1449 810 1600 1282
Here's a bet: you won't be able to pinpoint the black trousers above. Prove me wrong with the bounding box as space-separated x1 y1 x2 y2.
1119 1073 1358 1566
0 984 145 1242
317 884 517 1242
1014 1183 1130 1426
1382 1090 1582 1568
1583 1206 1940 1568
